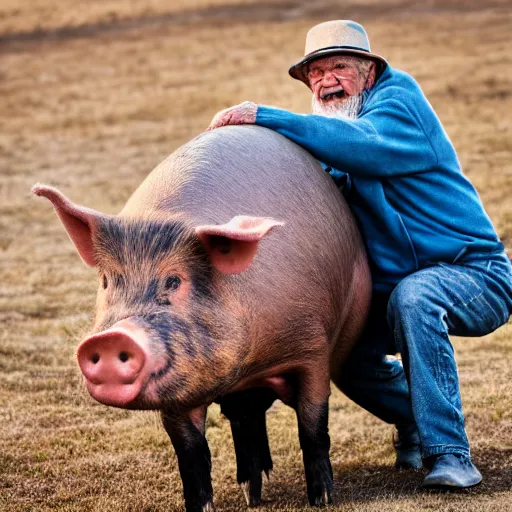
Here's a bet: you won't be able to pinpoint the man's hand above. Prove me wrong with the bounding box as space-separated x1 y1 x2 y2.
208 101 258 130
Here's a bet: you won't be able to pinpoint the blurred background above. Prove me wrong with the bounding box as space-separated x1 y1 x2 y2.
1 1 511 510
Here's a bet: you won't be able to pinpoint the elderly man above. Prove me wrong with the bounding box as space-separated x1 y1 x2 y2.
208 20 512 489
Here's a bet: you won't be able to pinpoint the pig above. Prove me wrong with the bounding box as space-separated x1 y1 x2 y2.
33 125 371 511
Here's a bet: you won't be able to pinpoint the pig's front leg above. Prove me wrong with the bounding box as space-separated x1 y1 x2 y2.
220 388 277 506
295 366 333 506
161 405 214 512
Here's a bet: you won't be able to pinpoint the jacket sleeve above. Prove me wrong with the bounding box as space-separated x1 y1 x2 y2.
255 99 438 178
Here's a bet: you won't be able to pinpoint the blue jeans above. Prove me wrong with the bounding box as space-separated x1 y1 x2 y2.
339 252 512 458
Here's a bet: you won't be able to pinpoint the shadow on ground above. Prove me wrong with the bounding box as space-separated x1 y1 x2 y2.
214 447 512 510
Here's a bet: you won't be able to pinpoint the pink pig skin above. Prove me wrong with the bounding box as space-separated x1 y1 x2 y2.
33 125 371 510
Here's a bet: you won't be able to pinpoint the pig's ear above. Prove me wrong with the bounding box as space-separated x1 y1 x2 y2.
32 184 104 267
196 216 284 274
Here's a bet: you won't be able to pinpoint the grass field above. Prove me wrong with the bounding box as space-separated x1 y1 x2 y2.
1 0 512 510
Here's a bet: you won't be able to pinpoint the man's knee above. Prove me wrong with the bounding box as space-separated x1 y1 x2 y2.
387 273 444 328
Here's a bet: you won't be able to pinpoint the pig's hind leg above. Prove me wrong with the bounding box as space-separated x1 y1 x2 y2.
294 366 333 506
161 406 214 512
220 388 277 506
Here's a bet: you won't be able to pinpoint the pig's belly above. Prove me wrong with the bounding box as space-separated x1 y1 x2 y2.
229 373 294 405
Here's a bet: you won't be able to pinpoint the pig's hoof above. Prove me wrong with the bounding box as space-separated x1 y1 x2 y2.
202 502 215 512
241 480 261 507
313 489 332 506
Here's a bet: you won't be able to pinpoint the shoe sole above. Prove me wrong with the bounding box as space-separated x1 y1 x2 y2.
423 478 482 490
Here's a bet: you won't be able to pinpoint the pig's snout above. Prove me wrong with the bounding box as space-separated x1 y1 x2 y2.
77 323 150 407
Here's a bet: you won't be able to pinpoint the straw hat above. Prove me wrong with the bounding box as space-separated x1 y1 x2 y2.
289 20 387 86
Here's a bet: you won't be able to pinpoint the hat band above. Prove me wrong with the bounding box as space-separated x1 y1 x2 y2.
304 45 370 58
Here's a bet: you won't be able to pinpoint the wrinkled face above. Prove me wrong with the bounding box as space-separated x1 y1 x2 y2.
306 55 376 119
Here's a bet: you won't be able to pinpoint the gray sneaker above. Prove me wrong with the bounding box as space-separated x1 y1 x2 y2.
394 425 422 470
423 454 482 489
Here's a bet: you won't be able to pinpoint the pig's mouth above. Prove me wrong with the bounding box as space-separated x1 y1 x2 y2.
149 356 173 380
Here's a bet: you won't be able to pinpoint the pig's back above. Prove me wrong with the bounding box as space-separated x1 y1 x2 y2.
123 125 353 240
122 126 369 351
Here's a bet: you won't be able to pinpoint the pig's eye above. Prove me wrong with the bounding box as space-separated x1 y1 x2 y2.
102 275 108 289
165 275 181 291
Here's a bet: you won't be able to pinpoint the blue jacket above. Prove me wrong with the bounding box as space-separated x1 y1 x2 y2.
255 65 504 292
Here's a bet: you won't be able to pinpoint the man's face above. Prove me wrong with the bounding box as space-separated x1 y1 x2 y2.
307 55 376 119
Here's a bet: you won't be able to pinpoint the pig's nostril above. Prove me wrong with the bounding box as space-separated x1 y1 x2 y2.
119 351 129 362
91 353 100 364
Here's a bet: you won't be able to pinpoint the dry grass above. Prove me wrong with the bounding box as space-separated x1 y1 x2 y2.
0 0 268 35
1 0 512 510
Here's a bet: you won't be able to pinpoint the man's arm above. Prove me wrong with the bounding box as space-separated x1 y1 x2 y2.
208 99 438 178
255 101 437 177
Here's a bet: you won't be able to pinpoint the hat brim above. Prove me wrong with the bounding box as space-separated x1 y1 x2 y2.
289 47 387 88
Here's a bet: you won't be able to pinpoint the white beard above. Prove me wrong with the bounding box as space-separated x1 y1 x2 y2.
311 93 363 120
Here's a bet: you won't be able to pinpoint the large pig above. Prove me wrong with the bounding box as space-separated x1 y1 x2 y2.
33 125 371 511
